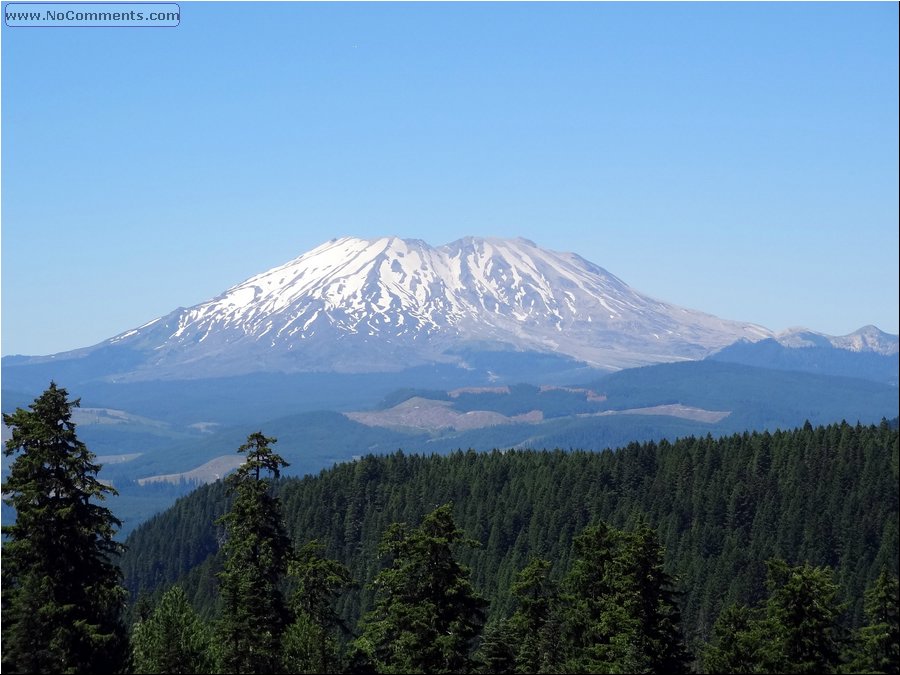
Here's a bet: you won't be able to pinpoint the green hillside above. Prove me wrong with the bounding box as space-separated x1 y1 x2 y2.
121 419 900 654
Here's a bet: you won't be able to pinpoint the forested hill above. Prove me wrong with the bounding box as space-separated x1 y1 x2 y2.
121 420 899 650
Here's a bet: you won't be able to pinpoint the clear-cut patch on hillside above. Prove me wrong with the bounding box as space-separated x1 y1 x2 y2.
137 455 244 486
589 404 730 424
346 396 730 433
346 397 543 433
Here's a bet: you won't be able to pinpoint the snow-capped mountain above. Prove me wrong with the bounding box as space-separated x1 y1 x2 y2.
14 236 782 380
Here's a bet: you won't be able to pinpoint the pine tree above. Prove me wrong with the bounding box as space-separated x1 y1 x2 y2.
1 383 127 674
476 620 518 674
624 523 690 673
508 557 558 674
560 522 634 673
282 540 354 673
560 521 690 674
852 567 899 675
760 559 847 674
355 504 488 674
701 603 765 674
216 432 292 674
131 585 215 674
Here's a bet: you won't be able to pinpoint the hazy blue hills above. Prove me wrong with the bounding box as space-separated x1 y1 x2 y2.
1 349 601 427
588 360 898 426
380 361 897 429
709 336 899 386
4 355 898 537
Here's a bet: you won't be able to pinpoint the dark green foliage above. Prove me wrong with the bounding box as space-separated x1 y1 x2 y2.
760 559 847 673
701 603 765 674
120 479 230 602
625 524 691 673
283 540 354 673
560 522 689 673
355 504 488 673
475 620 518 674
473 560 560 674
1 383 127 674
123 420 899 656
216 432 292 674
702 559 849 674
561 522 639 673
289 540 354 632
282 612 338 674
851 567 900 674
130 585 215 674
507 558 559 673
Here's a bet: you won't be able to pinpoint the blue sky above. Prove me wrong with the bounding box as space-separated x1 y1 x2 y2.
2 2 898 356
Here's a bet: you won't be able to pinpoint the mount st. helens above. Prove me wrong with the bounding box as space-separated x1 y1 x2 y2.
8 236 778 380
3 237 897 535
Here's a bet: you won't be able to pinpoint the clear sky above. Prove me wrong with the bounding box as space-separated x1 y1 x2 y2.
2 2 898 356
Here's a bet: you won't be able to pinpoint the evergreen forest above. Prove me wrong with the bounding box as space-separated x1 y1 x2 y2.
2 383 898 674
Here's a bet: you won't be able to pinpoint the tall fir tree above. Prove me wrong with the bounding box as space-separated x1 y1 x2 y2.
475 620 518 674
216 432 293 674
130 585 215 674
282 540 354 674
701 603 766 674
703 559 855 673
759 559 847 674
1 382 127 674
561 522 639 673
507 557 559 674
560 521 690 674
852 567 899 675
355 504 488 674
624 523 690 673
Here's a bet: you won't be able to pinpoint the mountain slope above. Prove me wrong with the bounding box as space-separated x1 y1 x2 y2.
710 327 899 385
774 325 899 355
6 236 773 380
120 421 899 646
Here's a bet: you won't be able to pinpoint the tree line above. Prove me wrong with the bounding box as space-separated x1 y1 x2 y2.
123 415 899 644
3 383 898 673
